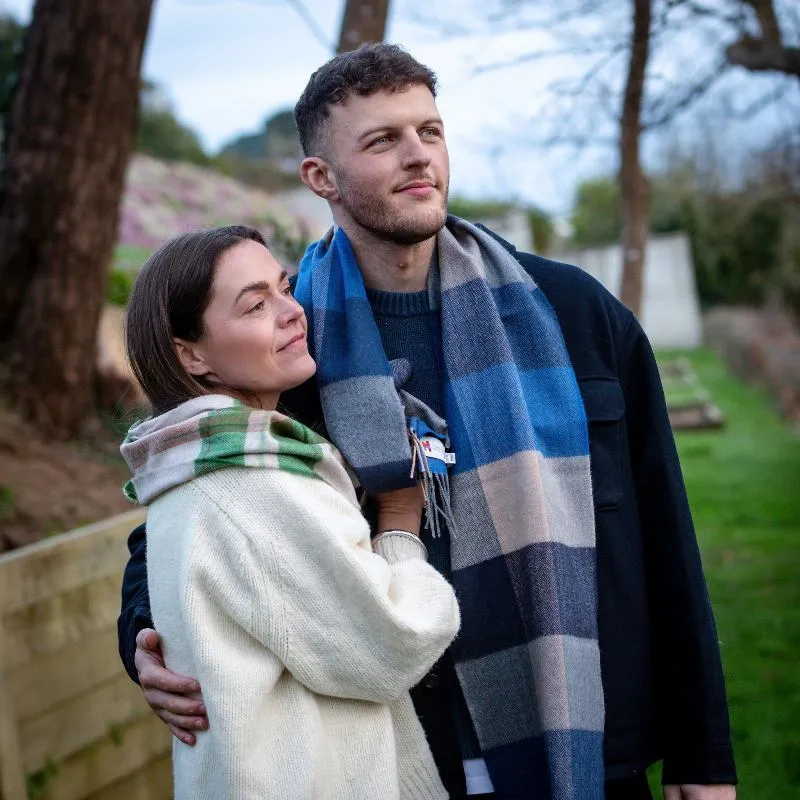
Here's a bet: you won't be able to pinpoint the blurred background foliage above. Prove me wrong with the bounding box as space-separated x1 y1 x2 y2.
571 133 800 314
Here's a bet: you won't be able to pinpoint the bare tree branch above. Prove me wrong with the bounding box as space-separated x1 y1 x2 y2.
719 79 793 117
726 0 800 76
472 40 627 75
742 0 782 44
644 57 730 128
285 0 335 52
726 35 800 74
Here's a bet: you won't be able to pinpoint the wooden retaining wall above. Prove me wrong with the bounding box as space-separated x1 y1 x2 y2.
0 510 172 800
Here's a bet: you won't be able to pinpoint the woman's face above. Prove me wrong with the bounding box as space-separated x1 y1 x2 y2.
175 239 316 410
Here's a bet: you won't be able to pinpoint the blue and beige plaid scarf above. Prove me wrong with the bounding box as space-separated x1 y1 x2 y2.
295 217 605 798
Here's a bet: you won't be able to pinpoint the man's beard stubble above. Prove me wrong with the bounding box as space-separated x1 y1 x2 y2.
338 176 449 246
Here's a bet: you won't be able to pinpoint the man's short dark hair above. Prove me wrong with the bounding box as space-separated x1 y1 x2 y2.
294 43 438 158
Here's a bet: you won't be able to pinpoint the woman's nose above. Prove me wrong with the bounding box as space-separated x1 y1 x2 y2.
277 293 304 326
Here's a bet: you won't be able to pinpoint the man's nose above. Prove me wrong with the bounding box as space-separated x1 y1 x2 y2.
401 131 432 169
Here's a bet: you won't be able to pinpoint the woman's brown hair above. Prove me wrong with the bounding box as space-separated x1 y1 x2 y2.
126 225 267 414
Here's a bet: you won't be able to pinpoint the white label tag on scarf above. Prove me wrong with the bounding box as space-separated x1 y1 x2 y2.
421 435 456 466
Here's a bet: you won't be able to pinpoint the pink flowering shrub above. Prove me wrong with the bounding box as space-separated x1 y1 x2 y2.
118 155 307 260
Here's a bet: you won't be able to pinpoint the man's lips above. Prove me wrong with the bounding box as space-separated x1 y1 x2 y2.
279 333 306 351
396 181 436 196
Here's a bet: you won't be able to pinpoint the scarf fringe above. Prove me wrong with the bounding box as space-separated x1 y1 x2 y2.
409 427 456 539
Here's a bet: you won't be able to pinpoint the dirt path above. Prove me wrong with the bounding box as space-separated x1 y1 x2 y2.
0 407 133 553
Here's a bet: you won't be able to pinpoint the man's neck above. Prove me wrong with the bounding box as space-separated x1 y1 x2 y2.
343 225 435 293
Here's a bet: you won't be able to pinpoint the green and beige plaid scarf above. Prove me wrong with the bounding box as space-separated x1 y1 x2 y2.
121 395 346 505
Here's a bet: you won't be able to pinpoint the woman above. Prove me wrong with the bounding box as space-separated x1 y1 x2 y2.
121 225 460 800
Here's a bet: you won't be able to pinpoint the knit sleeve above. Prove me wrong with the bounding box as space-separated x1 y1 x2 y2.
117 522 153 684
191 470 461 705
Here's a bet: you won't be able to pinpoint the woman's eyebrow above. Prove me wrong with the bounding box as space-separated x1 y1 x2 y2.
233 271 288 305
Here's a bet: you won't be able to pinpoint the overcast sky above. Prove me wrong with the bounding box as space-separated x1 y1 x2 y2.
2 0 795 215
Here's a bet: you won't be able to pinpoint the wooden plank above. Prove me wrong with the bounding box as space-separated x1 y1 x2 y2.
84 754 172 800
8 626 121 722
1 575 124 672
20 672 148 773
0 510 145 613
0 668 26 800
29 715 170 800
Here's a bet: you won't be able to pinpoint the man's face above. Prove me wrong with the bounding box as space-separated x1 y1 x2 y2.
323 85 449 245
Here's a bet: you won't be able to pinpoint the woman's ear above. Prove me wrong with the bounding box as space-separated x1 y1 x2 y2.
300 156 340 202
174 338 210 378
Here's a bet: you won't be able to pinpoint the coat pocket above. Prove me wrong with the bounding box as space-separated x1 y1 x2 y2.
579 377 625 511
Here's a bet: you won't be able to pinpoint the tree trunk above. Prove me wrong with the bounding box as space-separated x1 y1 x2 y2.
0 0 153 438
618 0 652 318
336 0 390 54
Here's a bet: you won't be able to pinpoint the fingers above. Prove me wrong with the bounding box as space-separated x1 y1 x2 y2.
663 786 683 800
167 722 196 747
137 656 201 695
155 706 208 734
136 627 162 651
143 686 206 717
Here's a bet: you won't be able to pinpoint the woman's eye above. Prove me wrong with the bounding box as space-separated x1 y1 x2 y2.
282 285 292 296
247 300 265 314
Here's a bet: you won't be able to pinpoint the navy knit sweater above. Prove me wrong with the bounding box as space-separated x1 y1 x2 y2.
366 286 482 774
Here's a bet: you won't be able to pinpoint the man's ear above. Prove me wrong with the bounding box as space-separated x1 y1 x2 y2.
300 156 340 202
174 338 211 378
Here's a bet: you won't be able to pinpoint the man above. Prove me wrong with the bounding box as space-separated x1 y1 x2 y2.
119 44 736 799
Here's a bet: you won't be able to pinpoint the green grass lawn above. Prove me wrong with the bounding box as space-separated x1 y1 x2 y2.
648 349 800 797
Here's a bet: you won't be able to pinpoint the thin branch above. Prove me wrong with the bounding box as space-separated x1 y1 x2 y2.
719 79 794 118
405 0 617 42
726 37 800 75
284 0 335 51
472 39 626 75
643 57 729 128
665 0 748 30
739 0 782 46
486 0 615 29
177 0 335 50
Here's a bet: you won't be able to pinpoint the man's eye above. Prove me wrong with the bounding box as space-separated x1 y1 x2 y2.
371 135 390 146
421 128 440 138
282 285 293 296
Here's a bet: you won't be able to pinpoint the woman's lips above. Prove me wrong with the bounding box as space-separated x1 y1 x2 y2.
279 333 306 351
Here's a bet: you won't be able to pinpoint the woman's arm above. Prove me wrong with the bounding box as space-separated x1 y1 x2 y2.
189 470 460 705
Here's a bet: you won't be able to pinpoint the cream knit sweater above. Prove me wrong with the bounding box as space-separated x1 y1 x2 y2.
145 460 460 799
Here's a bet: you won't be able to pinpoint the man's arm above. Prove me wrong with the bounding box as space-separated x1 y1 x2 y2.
118 523 208 745
618 315 737 788
118 523 152 682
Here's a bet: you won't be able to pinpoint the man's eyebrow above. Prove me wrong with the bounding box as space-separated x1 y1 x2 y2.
357 125 394 143
419 117 444 128
233 271 288 304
